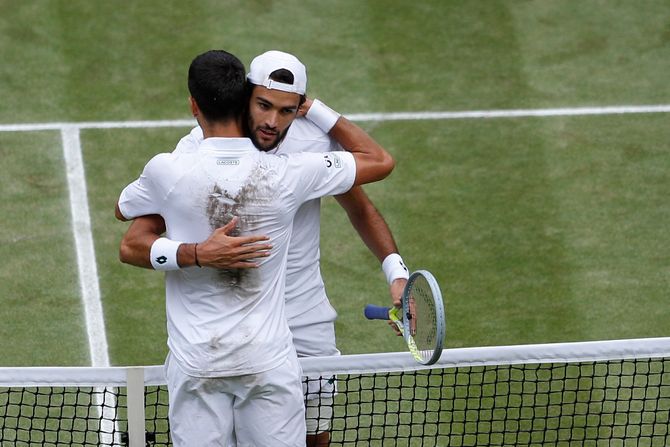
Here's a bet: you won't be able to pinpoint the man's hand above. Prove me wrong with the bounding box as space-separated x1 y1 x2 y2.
197 217 272 269
387 278 408 336
390 278 407 308
297 97 313 117
119 215 272 270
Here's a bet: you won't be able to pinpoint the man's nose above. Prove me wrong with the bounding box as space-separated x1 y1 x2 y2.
265 110 279 128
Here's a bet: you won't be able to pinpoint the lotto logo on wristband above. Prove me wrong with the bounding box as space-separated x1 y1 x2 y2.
150 238 182 271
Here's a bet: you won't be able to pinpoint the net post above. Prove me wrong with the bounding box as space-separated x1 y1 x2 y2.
126 367 146 447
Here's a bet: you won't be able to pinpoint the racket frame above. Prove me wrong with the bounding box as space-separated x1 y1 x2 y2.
400 270 446 365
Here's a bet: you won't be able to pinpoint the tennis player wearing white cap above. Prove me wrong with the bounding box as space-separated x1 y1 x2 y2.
117 50 409 447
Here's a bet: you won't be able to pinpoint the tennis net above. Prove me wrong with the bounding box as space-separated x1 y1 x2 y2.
1 337 669 446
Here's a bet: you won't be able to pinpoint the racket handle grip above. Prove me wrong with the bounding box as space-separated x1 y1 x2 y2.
364 304 392 320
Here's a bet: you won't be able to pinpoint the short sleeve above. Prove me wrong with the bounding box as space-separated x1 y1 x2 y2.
278 118 342 155
283 151 356 204
117 154 170 219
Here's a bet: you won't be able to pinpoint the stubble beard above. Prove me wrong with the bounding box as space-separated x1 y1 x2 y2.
248 121 290 152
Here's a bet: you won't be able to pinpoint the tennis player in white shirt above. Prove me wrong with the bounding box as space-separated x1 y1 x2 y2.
116 50 393 446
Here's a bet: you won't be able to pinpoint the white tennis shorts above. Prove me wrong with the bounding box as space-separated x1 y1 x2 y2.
166 350 306 446
289 299 339 358
289 299 339 434
290 300 340 399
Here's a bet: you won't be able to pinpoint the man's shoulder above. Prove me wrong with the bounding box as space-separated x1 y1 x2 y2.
173 126 203 154
145 150 197 178
285 117 329 142
258 151 320 180
145 151 173 169
280 117 339 154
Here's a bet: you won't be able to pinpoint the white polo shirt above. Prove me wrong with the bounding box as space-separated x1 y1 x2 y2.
174 119 343 320
119 137 356 376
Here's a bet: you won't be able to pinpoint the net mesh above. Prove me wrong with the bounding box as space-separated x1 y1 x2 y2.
0 386 127 445
305 358 670 446
1 338 669 446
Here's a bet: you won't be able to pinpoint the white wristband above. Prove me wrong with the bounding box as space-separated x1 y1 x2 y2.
306 99 341 133
150 237 182 271
382 253 409 285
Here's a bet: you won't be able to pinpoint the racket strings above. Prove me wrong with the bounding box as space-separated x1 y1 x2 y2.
408 276 439 361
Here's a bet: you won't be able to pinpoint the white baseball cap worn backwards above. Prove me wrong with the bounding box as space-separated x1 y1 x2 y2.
247 50 307 95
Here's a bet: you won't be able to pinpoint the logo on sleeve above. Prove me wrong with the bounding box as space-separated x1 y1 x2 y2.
323 153 342 169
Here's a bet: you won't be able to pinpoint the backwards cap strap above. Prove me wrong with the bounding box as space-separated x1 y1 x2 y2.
261 79 302 94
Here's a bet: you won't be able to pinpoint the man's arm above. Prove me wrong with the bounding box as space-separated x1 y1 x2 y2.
335 187 397 261
119 215 164 268
118 213 272 270
335 187 408 307
305 99 394 185
304 98 404 302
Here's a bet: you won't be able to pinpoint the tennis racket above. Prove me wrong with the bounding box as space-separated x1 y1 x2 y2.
364 270 446 365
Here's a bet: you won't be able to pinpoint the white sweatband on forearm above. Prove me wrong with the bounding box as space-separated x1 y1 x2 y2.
306 99 341 133
382 253 409 285
150 237 182 271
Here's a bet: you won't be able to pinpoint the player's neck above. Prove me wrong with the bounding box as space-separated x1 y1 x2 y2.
199 118 245 139
191 97 245 139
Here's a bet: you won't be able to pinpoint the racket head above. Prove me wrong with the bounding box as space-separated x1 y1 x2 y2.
401 270 446 365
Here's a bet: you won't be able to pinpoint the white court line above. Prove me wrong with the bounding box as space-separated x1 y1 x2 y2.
61 126 110 367
61 127 118 445
1 104 670 132
347 104 670 121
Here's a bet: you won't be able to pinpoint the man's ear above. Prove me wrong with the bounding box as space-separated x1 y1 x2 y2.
189 96 199 117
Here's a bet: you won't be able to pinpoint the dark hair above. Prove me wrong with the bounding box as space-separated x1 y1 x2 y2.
187 50 247 122
268 68 295 85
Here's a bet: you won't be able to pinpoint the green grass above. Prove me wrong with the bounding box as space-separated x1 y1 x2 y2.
0 132 88 366
0 1 669 368
322 115 670 353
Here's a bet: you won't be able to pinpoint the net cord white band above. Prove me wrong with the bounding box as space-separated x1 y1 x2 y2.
2 337 669 386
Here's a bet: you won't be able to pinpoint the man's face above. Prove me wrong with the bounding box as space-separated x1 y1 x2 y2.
247 85 301 151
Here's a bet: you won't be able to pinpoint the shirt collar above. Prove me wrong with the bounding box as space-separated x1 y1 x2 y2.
198 137 256 156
